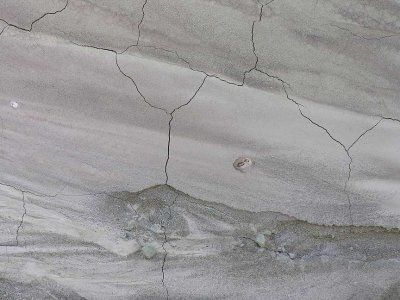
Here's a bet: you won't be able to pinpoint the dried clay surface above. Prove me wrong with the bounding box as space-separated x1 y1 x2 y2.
0 0 400 299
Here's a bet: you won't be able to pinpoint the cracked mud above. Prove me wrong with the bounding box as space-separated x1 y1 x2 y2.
0 0 400 299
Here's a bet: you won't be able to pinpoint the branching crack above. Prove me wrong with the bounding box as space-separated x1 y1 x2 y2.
165 75 208 184
70 41 169 114
1 3 398 297
256 67 384 225
69 41 208 188
0 0 69 33
115 53 168 114
344 119 383 225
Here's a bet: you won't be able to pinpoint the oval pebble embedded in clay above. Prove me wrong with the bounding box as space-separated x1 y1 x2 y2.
233 157 253 172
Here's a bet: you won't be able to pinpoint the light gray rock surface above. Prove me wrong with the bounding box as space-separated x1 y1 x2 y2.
0 0 399 299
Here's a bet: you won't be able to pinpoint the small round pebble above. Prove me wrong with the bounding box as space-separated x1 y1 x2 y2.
142 243 157 259
255 233 266 248
10 101 19 109
233 157 253 172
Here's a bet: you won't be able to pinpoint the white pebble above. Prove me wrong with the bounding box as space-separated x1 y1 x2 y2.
255 233 266 247
10 101 19 109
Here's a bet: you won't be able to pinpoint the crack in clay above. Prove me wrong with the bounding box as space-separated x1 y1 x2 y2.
70 42 169 115
165 75 208 184
0 0 69 33
15 192 26 246
160 225 169 299
55 0 395 229
248 2 395 226
331 24 400 41
121 0 276 88
1 0 393 235
381 116 400 124
0 182 67 247
159 195 179 300
0 23 8 36
344 119 383 225
0 180 108 247
2 3 399 297
136 0 149 46
69 1 272 91
255 68 386 225
114 53 169 114
69 42 209 190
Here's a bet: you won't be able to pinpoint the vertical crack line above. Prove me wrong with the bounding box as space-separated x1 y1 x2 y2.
165 75 208 184
159 195 178 299
15 192 26 246
344 118 383 225
0 0 69 32
240 1 265 84
250 20 258 68
344 157 354 226
136 0 149 46
161 225 169 300
165 114 173 185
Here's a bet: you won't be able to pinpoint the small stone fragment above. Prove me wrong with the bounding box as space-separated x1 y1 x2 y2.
10 101 19 109
277 246 286 253
255 233 266 248
288 253 295 259
233 157 253 172
142 243 157 259
125 220 136 231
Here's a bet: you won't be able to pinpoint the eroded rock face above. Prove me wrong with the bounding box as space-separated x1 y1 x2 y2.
116 185 400 262
0 184 400 299
89 185 400 298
